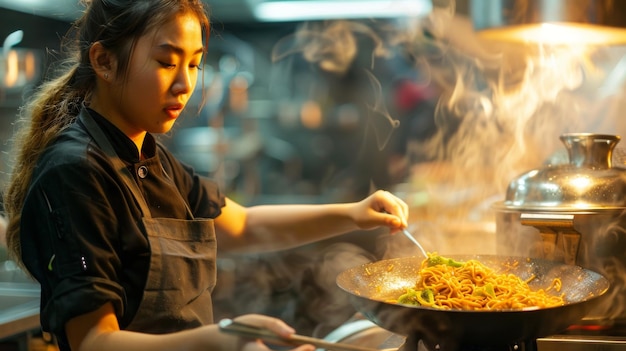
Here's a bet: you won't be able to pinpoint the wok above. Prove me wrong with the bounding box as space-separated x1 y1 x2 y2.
336 255 609 349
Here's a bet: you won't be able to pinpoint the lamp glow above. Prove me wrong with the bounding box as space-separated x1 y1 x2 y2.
478 22 626 45
254 0 432 22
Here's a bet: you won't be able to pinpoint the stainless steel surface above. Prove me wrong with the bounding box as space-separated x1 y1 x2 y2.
322 319 378 343
494 133 626 212
494 133 626 350
321 319 626 351
322 318 399 351
538 336 626 351
519 213 581 265
0 281 40 340
470 0 626 44
218 318 379 351
494 133 626 316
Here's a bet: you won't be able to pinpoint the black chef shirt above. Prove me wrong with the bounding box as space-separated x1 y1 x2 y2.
19 108 225 347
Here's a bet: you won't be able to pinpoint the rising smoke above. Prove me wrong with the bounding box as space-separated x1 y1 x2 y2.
219 0 626 338
270 0 626 255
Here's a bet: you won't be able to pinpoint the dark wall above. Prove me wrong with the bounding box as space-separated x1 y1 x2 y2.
0 8 71 57
0 9 72 204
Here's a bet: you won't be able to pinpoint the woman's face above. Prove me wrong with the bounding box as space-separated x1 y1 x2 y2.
110 12 204 139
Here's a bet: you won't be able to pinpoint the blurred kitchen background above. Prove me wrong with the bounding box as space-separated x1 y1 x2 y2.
0 0 447 345
4 0 626 349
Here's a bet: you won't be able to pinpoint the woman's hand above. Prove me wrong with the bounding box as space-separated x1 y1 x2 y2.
227 314 315 351
351 190 409 233
216 190 410 253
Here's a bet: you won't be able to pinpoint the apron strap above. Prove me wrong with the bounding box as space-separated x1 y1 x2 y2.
79 108 153 219
159 163 195 220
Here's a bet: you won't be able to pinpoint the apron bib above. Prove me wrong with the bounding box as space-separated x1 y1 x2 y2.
80 109 216 333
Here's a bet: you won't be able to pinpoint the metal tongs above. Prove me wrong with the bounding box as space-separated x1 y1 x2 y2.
382 208 428 257
401 228 428 257
218 318 379 351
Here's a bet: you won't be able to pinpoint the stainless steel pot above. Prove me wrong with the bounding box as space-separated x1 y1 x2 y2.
493 133 626 321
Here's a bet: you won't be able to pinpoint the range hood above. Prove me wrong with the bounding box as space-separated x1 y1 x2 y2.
0 0 432 23
470 0 626 45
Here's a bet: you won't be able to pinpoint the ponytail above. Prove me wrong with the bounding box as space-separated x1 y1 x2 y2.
4 63 86 263
2 0 211 265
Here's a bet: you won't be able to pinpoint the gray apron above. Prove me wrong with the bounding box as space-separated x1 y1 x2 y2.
80 109 216 333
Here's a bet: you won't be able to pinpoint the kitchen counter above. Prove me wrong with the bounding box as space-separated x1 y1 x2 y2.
0 281 41 350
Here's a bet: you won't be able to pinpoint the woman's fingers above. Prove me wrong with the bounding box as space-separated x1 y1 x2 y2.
374 190 409 228
354 190 409 230
232 315 315 351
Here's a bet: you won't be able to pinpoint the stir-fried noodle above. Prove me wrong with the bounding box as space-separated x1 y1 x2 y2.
394 254 565 310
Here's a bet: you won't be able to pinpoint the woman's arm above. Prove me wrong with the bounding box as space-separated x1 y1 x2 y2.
65 303 314 351
215 190 408 253
66 303 215 351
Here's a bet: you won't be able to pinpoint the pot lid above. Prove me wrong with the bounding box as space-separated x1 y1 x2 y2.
497 133 626 212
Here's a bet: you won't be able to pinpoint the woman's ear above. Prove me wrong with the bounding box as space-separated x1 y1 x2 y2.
89 41 116 82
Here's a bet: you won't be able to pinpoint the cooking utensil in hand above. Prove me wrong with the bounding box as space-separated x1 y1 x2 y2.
401 228 428 257
380 208 428 257
218 318 379 351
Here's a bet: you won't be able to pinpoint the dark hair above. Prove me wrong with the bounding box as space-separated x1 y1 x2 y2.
3 0 211 262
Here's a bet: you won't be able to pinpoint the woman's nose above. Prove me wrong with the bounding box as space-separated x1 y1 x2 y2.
172 68 196 95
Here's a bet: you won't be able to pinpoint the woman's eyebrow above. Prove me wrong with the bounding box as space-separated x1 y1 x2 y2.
156 43 204 56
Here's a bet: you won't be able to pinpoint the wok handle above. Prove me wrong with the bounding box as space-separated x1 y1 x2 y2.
218 318 379 351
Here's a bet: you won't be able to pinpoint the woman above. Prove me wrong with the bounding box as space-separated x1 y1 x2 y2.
2 1 409 351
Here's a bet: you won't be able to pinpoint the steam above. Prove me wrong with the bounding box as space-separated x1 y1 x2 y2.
213 242 376 337
270 0 626 250
241 0 626 338
214 0 626 340
272 21 389 74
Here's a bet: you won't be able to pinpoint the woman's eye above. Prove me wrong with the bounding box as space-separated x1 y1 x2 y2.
159 61 175 68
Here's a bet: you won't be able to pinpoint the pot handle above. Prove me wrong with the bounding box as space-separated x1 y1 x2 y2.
520 213 580 265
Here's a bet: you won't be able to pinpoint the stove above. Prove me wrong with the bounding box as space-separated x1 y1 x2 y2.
536 320 626 351
376 331 626 351
380 334 535 351
323 315 626 351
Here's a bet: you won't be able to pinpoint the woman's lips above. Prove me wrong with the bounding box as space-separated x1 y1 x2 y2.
165 104 184 119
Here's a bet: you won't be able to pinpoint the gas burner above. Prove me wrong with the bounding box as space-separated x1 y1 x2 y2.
324 314 626 351
392 334 536 351
378 332 626 351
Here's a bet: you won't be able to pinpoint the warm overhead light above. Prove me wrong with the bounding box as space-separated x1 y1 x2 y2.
471 0 626 45
253 0 432 22
24 51 36 80
477 22 626 45
1 30 42 90
4 49 18 87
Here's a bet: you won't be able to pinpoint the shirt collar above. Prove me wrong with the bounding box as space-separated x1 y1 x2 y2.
85 108 157 163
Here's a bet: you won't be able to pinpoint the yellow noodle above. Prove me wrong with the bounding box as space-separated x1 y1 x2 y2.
394 254 565 311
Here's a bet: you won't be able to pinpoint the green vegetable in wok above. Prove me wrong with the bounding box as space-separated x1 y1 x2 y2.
427 254 464 268
397 288 436 307
473 282 496 298
395 255 467 307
